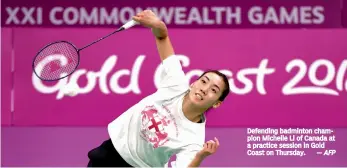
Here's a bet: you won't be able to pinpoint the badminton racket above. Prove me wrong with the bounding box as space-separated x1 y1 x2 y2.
32 20 139 81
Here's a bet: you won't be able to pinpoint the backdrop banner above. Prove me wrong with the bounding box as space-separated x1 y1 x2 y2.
3 28 346 126
1 0 343 28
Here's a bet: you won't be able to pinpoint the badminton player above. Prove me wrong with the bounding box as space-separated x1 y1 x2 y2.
87 10 230 167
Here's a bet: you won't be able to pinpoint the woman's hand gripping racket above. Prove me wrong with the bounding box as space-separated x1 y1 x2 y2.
32 20 139 81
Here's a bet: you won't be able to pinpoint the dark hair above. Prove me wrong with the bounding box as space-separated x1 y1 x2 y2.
197 70 230 101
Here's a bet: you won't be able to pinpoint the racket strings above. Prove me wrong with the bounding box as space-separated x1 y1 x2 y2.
33 42 79 81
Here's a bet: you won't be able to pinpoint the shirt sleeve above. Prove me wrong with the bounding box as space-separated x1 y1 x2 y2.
170 144 203 168
154 55 189 99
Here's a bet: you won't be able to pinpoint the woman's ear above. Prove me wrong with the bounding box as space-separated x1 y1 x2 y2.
212 101 222 108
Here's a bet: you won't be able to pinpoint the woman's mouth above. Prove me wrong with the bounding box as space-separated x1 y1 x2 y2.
195 93 203 100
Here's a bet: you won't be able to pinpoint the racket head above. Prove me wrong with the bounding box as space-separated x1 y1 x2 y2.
32 41 80 81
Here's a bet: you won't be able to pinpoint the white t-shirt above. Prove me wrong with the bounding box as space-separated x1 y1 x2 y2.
108 55 206 167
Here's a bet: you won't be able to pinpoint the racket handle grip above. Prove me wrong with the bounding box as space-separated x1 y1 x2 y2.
120 20 139 30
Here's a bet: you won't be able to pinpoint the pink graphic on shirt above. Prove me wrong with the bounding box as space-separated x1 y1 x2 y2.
140 106 171 148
